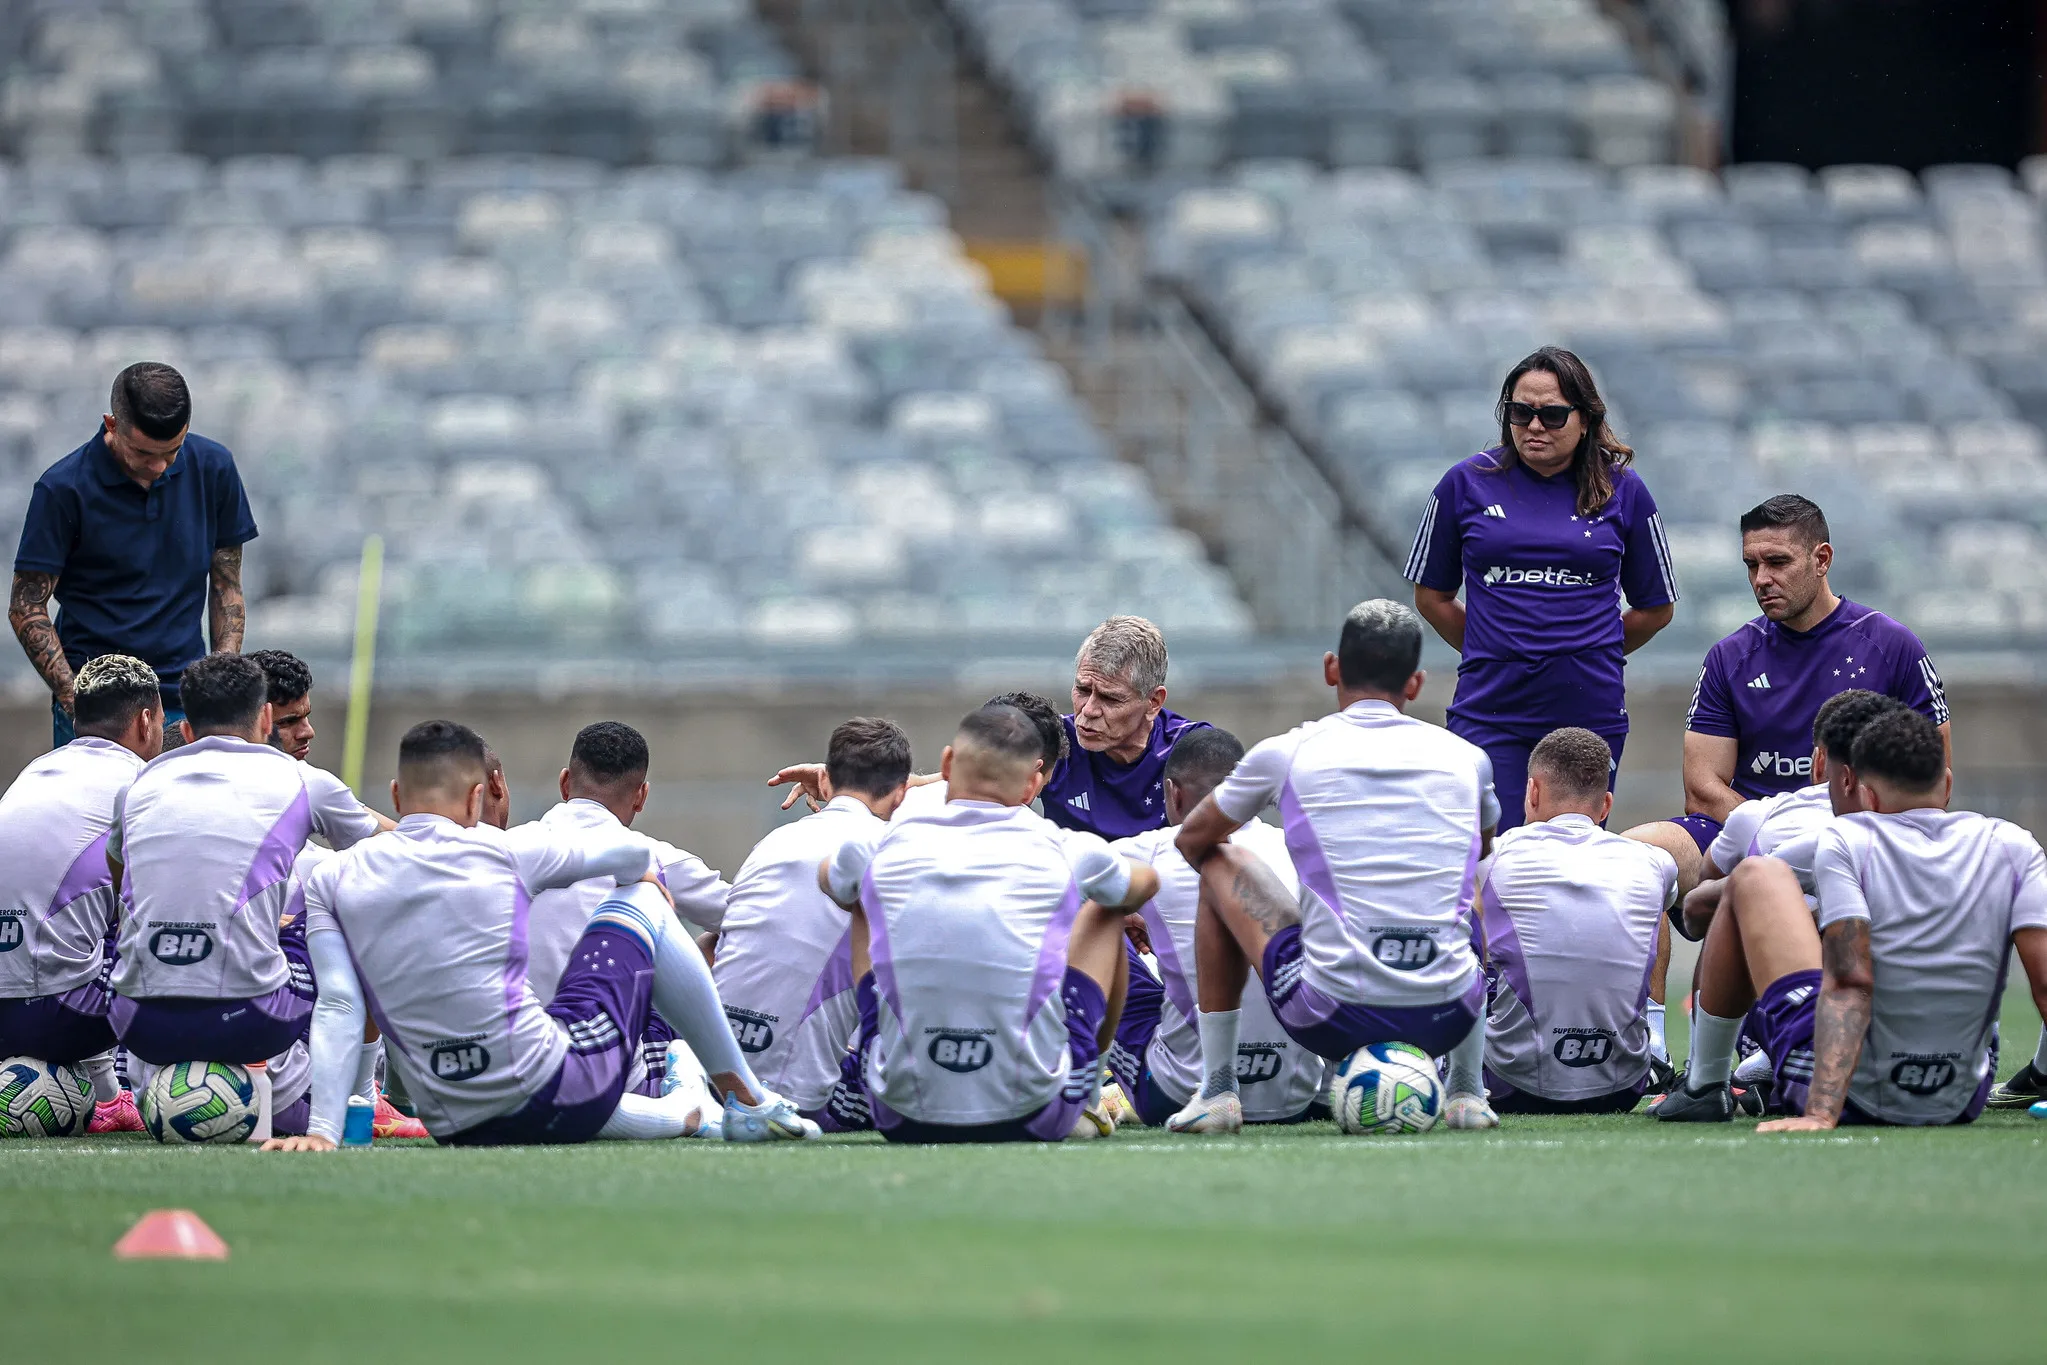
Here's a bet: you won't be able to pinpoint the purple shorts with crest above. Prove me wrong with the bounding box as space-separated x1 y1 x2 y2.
1262 925 1483 1060
442 924 654 1147
1104 942 1165 1107
111 917 318 1065
0 980 117 1064
874 969 1106 1144
1667 814 1724 856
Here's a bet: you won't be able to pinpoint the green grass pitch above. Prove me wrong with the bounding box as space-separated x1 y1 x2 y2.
9 983 2045 1364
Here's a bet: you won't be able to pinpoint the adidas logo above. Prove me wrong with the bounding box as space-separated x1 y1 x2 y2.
1068 792 1091 811
1482 504 1507 518
1747 674 1770 690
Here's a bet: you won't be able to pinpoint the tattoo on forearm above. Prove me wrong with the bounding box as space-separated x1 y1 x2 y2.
1806 921 1874 1120
1234 864 1302 934
209 546 246 651
8 571 72 700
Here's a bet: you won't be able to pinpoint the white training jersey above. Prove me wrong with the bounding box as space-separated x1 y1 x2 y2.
1477 815 1676 1100
1212 699 1498 1008
1710 783 1832 887
826 800 1132 1126
303 814 652 1138
0 738 144 998
1813 808 2047 1125
893 780 950 820
518 799 728 1004
1111 818 1326 1120
111 737 381 1000
713 795 882 1110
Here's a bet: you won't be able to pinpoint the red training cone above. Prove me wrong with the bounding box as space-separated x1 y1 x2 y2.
113 1209 229 1260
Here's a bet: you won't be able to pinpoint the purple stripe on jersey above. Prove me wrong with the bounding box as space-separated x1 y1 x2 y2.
47 831 113 921
234 787 312 918
1278 780 1342 922
1478 881 1535 1018
504 880 533 1027
797 929 855 1026
1026 878 1083 1023
860 865 905 1019
1141 902 1199 1025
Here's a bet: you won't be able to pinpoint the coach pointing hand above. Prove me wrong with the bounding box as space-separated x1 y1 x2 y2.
10 363 258 748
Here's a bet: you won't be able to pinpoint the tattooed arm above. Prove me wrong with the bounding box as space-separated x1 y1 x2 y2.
209 545 246 653
9 571 74 713
1758 918 1874 1133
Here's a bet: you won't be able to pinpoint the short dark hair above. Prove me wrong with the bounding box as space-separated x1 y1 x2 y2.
1739 494 1830 548
569 721 650 787
482 744 503 778
1849 709 1945 791
1529 727 1615 801
398 719 489 790
178 652 268 734
1163 726 1244 799
1337 598 1423 693
71 654 161 735
109 362 191 441
958 703 1042 766
985 690 1067 771
1812 689 1901 764
827 717 913 797
248 649 313 708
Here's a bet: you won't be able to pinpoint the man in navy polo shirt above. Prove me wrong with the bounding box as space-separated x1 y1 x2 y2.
10 363 257 748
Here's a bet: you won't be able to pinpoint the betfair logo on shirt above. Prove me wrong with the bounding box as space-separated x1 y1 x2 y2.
1480 565 1598 588
1482 504 1507 518
1749 751 1811 778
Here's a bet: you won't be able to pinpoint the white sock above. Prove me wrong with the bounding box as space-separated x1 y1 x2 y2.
1734 1048 1775 1085
1646 1001 1668 1064
2032 1025 2047 1073
353 1041 380 1105
84 1052 120 1104
1688 1008 1743 1087
1447 1012 1486 1098
1196 1009 1241 1098
596 1088 711 1141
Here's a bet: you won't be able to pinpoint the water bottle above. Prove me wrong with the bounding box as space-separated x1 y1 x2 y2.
343 1095 375 1147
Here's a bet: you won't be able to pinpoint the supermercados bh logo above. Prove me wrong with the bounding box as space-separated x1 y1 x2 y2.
0 911 22 952
925 1026 997 1073
1888 1054 1960 1095
1481 565 1600 588
429 1034 492 1081
1369 926 1438 970
1235 1043 1284 1084
147 921 214 964
725 1006 776 1053
1552 1028 1617 1067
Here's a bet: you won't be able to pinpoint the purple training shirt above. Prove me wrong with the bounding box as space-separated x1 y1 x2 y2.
1042 710 1209 840
1405 449 1678 734
1687 597 1948 801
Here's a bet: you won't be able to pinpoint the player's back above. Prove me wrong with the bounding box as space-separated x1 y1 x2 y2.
715 796 882 1106
1114 819 1325 1120
0 737 142 999
1815 809 2045 1124
862 802 1088 1125
112 736 372 1000
1479 816 1674 1099
1218 701 1491 1007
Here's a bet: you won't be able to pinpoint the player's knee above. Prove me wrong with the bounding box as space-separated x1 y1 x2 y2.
1727 854 1801 920
587 882 671 959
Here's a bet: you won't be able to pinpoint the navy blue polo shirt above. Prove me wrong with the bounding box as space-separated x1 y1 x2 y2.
14 429 258 684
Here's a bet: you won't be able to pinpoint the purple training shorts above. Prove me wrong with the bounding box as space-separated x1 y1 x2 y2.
0 980 117 1064
1262 925 1484 1060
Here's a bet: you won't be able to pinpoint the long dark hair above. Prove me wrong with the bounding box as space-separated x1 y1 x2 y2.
1489 346 1633 517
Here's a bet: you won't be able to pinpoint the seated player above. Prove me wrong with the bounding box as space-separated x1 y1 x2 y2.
0 654 163 1132
266 720 817 1150
1107 727 1327 1126
714 717 912 1131
1166 599 1501 1134
108 652 386 1135
1475 728 1675 1114
1657 708 2047 1127
821 705 1159 1143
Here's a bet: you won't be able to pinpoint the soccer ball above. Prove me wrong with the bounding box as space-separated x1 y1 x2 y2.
142 1061 259 1145
0 1057 93 1137
1329 1042 1443 1135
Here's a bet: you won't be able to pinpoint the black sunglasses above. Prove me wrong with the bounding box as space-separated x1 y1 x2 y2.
1502 401 1577 431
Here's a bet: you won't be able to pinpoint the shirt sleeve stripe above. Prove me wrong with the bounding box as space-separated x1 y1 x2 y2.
1647 511 1679 603
1919 655 1951 725
1684 664 1708 726
1403 496 1438 582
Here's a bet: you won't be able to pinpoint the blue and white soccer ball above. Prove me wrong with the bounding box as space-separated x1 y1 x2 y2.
1329 1042 1443 1135
142 1061 259 1145
0 1056 94 1137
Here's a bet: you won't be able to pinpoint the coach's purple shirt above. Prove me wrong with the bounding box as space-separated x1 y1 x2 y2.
1042 710 1209 840
1687 598 1948 801
1405 449 1678 734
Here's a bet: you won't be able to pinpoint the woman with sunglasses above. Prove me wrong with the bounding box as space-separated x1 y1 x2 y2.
1404 346 1678 830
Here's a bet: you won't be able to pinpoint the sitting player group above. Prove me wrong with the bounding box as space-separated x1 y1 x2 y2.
2 597 2042 1150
